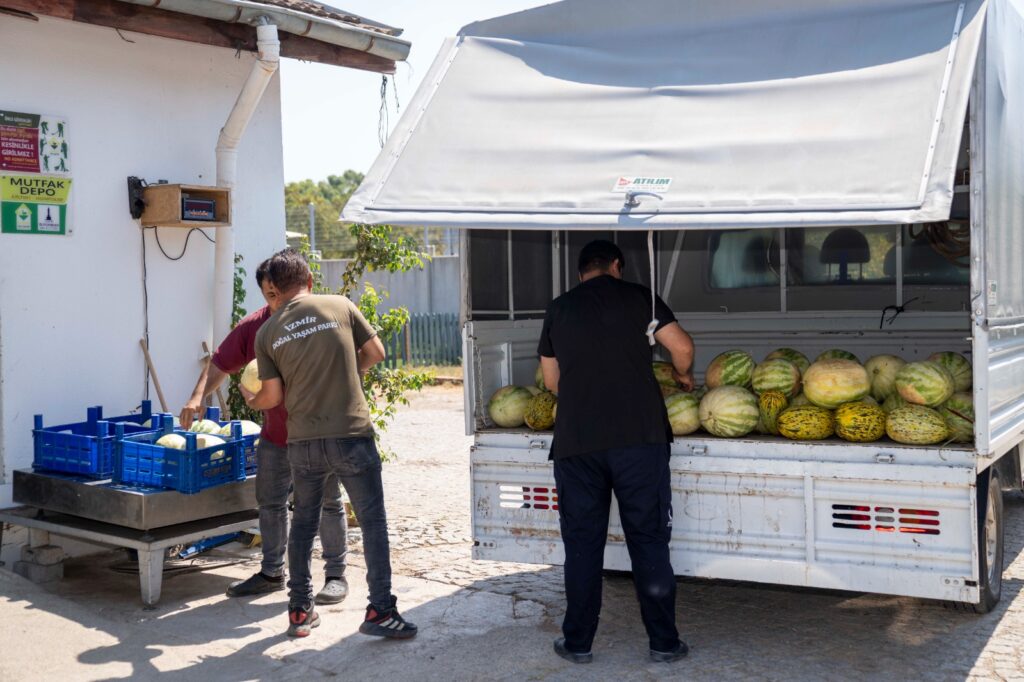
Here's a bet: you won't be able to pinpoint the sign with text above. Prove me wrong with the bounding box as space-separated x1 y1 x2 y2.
0 110 70 175
1 174 72 235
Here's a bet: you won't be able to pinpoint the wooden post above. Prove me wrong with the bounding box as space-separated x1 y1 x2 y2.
139 339 169 412
202 341 228 415
404 322 412 366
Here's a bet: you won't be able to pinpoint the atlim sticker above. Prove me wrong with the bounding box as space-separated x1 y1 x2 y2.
612 176 673 193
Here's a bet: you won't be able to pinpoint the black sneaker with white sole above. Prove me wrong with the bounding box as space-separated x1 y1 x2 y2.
359 604 418 639
226 572 286 598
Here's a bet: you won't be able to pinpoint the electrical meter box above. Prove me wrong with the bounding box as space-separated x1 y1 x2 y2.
139 184 230 227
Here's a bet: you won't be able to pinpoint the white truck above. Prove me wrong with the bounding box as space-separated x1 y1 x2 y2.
344 0 1024 612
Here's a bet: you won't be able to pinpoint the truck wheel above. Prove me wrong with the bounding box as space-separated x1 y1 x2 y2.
948 468 1004 614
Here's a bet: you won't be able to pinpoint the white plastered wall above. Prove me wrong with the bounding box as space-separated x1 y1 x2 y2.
0 15 286 524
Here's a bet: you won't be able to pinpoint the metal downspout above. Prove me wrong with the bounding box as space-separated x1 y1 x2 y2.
212 18 279 353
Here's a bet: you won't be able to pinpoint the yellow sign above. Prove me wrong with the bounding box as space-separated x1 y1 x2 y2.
1 174 72 202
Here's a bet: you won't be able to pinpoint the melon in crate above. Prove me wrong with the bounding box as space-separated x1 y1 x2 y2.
698 386 758 437
751 359 801 397
895 361 954 407
886 405 949 445
487 385 533 428
802 359 870 409
928 351 972 393
705 350 755 389
665 393 701 436
939 392 974 443
764 348 810 375
864 354 906 401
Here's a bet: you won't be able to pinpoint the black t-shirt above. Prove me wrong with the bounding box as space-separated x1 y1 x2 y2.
538 275 676 460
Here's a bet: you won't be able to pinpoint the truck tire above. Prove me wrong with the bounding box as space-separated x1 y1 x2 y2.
948 468 1004 614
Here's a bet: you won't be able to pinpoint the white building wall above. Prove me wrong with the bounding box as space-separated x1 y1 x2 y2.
0 16 287 510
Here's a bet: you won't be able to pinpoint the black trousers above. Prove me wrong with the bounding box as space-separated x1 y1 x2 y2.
553 443 679 653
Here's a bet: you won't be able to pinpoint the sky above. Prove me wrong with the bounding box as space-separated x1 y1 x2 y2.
279 0 544 183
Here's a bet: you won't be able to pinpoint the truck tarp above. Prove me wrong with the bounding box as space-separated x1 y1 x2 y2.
343 0 988 230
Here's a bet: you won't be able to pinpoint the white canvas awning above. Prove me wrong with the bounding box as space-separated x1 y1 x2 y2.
343 0 986 230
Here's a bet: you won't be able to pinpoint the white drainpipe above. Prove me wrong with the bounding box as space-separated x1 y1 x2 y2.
213 18 279 351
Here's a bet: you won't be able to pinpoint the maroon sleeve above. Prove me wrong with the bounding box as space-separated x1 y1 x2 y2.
211 319 254 374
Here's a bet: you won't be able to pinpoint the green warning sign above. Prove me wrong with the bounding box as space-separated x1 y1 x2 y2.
1 174 71 235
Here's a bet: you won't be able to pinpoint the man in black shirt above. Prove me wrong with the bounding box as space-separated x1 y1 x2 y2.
538 239 695 665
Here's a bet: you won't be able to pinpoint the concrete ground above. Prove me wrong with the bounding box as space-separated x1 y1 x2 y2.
2 384 1024 681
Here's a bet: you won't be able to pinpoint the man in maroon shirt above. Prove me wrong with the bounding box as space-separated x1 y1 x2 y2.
180 259 348 604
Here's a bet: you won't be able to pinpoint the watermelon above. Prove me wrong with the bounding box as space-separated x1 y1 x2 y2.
488 385 533 428
665 393 701 436
835 402 886 443
802 359 870 409
692 385 709 401
864 354 906 401
699 386 759 437
240 359 262 394
764 348 810 375
758 391 788 436
778 406 835 440
660 384 682 398
940 392 974 443
524 392 558 431
882 393 909 414
886 405 949 445
534 363 546 391
652 361 678 388
705 350 755 389
928 351 972 392
895 362 955 407
816 349 859 364
751 359 801 397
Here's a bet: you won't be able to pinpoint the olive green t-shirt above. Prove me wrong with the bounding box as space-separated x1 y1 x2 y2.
254 294 377 442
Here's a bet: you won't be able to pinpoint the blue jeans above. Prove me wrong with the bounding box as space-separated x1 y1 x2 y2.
287 436 394 610
255 439 347 579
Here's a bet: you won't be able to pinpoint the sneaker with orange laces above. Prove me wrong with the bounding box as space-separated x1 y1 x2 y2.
287 603 320 637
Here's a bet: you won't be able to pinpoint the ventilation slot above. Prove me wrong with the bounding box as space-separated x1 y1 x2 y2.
831 503 941 535
499 484 559 511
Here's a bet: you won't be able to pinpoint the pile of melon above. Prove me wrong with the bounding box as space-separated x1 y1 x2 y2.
658 348 972 446
486 348 973 446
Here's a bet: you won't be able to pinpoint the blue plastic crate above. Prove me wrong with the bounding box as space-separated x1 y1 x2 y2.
203 407 259 476
33 401 157 478
115 418 246 494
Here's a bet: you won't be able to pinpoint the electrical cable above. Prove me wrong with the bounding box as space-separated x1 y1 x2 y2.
909 222 971 267
141 226 150 402
149 226 215 261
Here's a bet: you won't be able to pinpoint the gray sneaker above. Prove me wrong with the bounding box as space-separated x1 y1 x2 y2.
315 577 349 605
226 572 286 598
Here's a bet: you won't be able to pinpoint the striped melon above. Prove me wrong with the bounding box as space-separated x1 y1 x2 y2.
692 385 709 401
928 351 972 392
835 402 886 443
764 348 810 376
660 384 682 398
816 348 859 364
665 393 701 436
939 392 974 443
789 393 811 407
882 393 909 414
886 405 949 445
705 350 755 389
488 385 533 428
751 359 801 397
895 361 954 407
777 405 835 440
534 363 545 391
699 386 759 437
758 391 788 436
652 361 677 388
802 359 870 409
864 354 906 401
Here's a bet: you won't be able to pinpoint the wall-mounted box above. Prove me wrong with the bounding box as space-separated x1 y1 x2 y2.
140 184 231 228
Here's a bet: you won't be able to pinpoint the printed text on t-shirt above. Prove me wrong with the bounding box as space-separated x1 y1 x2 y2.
272 316 340 350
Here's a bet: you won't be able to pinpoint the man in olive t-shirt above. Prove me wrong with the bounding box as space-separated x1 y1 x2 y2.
247 248 417 640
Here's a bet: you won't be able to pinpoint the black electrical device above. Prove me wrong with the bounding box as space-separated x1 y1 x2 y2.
182 194 217 221
127 176 146 219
